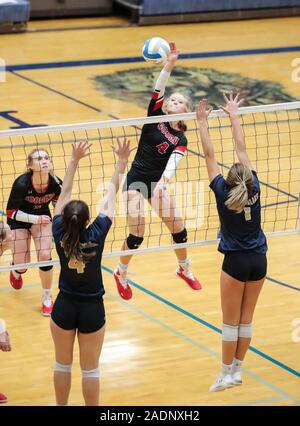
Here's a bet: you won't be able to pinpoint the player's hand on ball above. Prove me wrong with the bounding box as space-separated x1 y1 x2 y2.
168 41 179 63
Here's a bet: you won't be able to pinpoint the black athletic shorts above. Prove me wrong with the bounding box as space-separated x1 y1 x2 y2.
222 251 267 282
123 167 162 199
51 291 106 333
8 217 52 231
9 220 32 231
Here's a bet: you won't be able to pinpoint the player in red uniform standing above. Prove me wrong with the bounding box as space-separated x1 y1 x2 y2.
6 149 62 316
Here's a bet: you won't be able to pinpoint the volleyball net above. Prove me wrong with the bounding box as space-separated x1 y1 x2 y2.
0 101 299 271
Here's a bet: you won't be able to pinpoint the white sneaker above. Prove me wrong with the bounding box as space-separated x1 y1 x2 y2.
232 371 242 386
209 374 234 392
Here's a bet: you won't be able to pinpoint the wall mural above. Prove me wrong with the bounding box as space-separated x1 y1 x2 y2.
94 66 298 109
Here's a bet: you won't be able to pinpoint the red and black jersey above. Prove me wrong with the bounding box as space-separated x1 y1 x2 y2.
6 172 62 225
131 90 187 177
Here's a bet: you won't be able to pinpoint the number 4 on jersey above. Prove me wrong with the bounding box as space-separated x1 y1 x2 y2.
156 141 169 154
68 257 85 273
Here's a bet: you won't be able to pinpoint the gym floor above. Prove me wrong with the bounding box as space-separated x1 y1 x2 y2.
0 15 299 406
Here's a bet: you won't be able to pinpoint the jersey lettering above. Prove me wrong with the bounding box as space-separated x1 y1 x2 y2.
157 123 180 145
25 193 55 204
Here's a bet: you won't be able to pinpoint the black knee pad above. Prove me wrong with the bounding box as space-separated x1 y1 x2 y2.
126 234 144 250
39 259 53 272
16 269 27 275
12 262 27 275
172 228 187 244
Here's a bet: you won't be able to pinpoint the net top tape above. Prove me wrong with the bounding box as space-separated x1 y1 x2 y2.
0 102 300 138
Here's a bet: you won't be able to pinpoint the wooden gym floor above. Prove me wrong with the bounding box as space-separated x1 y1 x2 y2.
0 15 299 406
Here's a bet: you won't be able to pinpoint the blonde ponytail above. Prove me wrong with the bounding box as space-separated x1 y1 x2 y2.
225 163 253 213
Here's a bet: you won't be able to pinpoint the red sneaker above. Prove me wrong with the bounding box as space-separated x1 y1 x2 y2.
0 392 8 403
176 265 202 290
9 271 23 290
113 269 132 300
42 298 53 317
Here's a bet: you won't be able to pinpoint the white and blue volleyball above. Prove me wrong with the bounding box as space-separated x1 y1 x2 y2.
142 37 170 65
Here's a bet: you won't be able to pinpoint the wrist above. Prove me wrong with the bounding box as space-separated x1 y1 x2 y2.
164 60 175 71
70 157 79 165
117 159 128 165
116 160 127 172
167 58 176 64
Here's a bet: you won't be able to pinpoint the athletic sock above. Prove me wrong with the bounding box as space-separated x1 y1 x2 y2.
232 358 243 373
221 362 233 377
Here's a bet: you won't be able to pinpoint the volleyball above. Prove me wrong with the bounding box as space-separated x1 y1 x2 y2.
142 37 171 65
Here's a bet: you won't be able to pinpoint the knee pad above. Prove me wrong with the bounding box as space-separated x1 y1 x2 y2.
16 269 27 275
39 257 53 272
239 323 253 338
54 361 72 373
40 258 53 272
172 228 187 244
40 265 53 272
11 263 27 275
126 234 144 250
82 367 99 378
222 323 239 342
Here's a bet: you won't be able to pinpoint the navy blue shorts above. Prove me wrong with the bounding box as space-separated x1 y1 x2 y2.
222 251 267 282
51 291 105 333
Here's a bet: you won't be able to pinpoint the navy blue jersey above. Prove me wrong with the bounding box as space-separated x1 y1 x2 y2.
52 214 112 298
209 171 267 254
131 89 187 177
7 172 62 225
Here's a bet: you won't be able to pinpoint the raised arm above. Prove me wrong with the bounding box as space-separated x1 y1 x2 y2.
99 139 134 220
149 42 179 115
196 99 220 182
54 141 92 216
155 41 179 91
219 92 252 169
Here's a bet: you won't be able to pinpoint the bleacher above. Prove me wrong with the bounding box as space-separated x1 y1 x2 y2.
0 0 30 33
1 0 300 33
0 0 113 33
114 0 300 25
